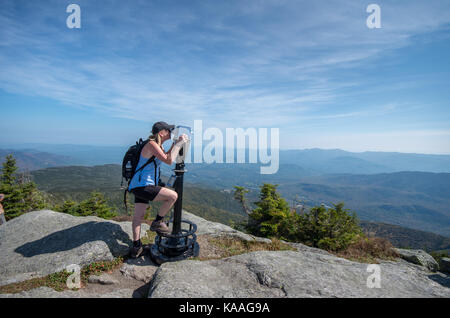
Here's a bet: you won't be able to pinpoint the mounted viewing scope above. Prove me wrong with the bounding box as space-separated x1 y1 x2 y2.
149 125 200 265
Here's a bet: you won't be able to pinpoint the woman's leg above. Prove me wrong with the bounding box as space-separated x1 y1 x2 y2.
132 203 148 242
152 187 178 217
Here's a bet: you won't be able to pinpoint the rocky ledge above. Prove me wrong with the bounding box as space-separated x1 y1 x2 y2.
0 210 448 298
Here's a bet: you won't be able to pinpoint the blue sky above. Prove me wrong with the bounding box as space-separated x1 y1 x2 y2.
0 0 449 154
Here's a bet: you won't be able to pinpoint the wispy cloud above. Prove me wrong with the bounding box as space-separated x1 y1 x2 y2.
1 0 450 140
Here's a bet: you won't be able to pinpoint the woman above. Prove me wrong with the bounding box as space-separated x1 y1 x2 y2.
128 121 187 258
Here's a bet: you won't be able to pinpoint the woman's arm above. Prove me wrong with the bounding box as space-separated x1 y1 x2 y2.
0 194 4 202
145 140 185 165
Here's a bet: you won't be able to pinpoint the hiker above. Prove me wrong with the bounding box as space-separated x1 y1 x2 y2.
128 122 188 258
0 194 6 225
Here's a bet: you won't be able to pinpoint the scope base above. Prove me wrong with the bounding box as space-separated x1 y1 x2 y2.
149 219 200 265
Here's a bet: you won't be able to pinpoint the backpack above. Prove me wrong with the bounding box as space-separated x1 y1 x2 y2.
121 138 157 213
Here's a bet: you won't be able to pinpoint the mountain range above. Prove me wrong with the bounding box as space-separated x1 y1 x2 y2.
2 144 450 174
1 144 449 240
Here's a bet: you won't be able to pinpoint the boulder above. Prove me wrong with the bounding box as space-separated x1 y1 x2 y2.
88 274 119 285
182 210 272 244
120 255 158 283
441 258 450 274
395 248 439 272
149 250 450 298
0 210 148 287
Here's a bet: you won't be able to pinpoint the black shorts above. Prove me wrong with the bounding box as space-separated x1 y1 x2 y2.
131 185 162 204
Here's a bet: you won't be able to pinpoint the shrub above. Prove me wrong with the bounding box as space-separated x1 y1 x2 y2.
337 236 399 263
55 191 117 219
294 203 362 251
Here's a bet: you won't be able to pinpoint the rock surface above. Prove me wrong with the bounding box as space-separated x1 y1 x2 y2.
88 273 119 285
0 210 149 287
120 255 158 283
1 210 449 298
149 251 449 298
182 210 272 244
395 248 439 272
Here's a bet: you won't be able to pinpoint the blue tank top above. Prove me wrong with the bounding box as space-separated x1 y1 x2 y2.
128 154 162 190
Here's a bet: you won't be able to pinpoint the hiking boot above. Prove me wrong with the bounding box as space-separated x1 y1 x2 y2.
130 244 144 258
150 220 171 235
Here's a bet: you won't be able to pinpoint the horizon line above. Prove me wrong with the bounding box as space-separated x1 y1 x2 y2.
1 142 450 156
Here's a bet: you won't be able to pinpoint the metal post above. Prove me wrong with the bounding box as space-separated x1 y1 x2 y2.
172 161 185 235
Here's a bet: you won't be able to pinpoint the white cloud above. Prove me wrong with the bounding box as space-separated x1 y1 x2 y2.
0 0 449 144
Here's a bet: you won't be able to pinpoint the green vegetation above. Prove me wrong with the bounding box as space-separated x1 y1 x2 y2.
29 163 246 226
0 154 49 220
242 183 362 251
290 203 362 251
235 183 397 262
194 235 296 261
336 237 399 263
430 250 450 269
246 183 291 238
53 191 118 219
233 186 251 215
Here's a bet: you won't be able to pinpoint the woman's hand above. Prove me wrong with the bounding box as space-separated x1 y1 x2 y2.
177 134 188 143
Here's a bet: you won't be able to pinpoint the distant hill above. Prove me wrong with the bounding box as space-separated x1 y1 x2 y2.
280 148 450 174
276 172 450 237
359 221 450 252
29 164 246 226
0 144 126 167
3 144 450 174
0 149 77 171
181 165 450 237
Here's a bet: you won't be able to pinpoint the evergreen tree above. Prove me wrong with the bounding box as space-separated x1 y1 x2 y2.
57 191 117 219
1 154 17 187
246 183 291 237
0 154 47 219
296 203 362 251
234 182 363 252
233 186 251 215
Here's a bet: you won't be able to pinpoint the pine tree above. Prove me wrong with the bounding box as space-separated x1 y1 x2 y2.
65 191 117 219
233 186 251 215
246 183 291 237
0 154 47 220
1 154 17 186
296 202 362 251
0 154 23 219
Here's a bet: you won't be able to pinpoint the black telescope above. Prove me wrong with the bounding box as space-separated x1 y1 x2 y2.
149 126 199 265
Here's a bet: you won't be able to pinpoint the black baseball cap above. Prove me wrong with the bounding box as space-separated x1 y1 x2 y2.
152 121 175 134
